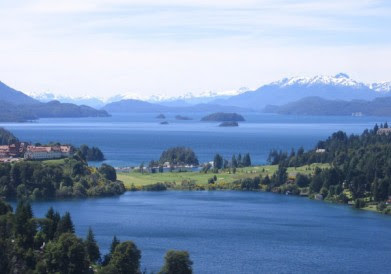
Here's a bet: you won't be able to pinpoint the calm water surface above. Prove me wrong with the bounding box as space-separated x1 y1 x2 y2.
0 113 388 167
14 191 391 274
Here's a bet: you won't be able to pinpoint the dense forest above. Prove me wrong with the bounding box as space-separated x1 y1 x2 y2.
159 147 199 166
79 144 105 161
0 200 193 273
0 127 18 145
266 124 391 213
0 156 124 199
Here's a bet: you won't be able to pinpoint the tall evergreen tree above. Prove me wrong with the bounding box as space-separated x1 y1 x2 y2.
14 201 36 248
213 154 223 170
103 241 141 274
85 227 101 263
56 212 75 236
237 154 242 167
231 155 238 168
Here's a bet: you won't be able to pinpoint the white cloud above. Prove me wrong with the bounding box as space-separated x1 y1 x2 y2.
0 0 390 98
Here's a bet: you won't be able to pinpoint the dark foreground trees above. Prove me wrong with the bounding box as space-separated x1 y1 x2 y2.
159 250 193 274
0 199 193 274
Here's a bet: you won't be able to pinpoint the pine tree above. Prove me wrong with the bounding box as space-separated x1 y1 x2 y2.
243 153 251 167
15 201 36 248
213 154 223 170
237 154 242 167
231 155 237 168
110 236 120 254
56 212 75 237
102 236 120 265
45 207 61 240
85 227 101 263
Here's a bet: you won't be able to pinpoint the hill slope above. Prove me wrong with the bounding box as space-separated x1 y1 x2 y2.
0 81 110 122
264 96 391 116
103 99 251 113
0 81 39 105
214 74 390 110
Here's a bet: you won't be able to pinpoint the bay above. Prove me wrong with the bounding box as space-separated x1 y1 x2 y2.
0 113 388 167
14 191 391 274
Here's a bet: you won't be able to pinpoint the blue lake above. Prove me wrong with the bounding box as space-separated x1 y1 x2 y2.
0 113 389 167
14 191 391 274
3 113 391 273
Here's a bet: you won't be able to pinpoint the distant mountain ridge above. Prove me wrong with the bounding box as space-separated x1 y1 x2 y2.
103 99 250 113
0 81 109 122
213 73 391 110
264 96 391 117
30 87 251 108
29 74 391 111
0 81 39 105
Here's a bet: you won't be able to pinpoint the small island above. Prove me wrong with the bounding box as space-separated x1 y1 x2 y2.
175 115 192 120
156 114 166 119
219 121 239 127
201 112 245 122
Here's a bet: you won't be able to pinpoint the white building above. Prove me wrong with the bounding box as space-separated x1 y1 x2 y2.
24 145 73 160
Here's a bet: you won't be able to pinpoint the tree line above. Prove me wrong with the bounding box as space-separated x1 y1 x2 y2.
0 155 124 199
266 124 391 213
0 200 193 273
78 144 105 161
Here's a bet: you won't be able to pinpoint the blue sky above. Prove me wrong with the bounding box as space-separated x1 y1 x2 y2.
0 0 391 98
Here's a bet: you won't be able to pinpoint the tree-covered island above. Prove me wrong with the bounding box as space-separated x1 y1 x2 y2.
201 112 245 122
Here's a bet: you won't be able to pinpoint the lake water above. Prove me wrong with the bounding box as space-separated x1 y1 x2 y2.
0 113 389 167
3 113 391 273
15 191 391 274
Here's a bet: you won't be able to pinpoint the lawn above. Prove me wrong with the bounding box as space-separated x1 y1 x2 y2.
41 158 67 165
118 163 330 189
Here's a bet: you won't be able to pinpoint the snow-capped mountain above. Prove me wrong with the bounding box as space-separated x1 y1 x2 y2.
214 73 391 110
28 73 391 110
273 73 367 89
370 82 391 93
28 92 107 108
29 87 250 108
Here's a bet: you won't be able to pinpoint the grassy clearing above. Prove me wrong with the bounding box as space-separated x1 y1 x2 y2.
118 163 330 189
41 158 67 165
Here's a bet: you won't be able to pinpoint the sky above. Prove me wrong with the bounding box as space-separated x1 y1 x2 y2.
0 0 391 99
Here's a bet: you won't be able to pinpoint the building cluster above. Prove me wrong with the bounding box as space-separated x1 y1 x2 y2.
0 142 28 162
377 128 391 136
0 142 73 162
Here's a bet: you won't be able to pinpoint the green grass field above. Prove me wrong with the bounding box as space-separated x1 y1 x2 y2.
118 163 330 189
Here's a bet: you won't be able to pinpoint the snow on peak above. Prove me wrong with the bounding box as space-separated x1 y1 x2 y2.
148 87 249 102
272 73 364 89
370 82 391 92
335 73 350 79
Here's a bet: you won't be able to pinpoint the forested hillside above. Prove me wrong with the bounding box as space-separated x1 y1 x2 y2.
0 128 18 145
267 124 391 213
0 156 124 199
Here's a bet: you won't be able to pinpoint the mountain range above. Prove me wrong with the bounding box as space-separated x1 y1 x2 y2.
212 73 391 110
30 87 250 109
264 96 391 117
28 73 391 112
103 99 249 113
0 81 109 122
3 73 391 120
